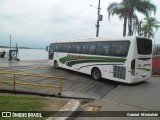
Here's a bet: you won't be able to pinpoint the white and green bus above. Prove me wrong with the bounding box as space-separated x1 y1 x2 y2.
46 36 152 84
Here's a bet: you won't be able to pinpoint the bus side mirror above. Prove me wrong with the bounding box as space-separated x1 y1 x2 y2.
46 46 50 52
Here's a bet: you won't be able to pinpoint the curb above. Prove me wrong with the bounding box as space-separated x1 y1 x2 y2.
151 75 160 77
46 99 80 120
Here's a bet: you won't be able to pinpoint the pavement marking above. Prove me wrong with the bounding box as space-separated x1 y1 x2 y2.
101 99 151 111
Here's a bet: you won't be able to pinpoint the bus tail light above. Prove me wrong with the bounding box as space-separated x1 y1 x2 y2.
131 59 135 76
131 59 135 69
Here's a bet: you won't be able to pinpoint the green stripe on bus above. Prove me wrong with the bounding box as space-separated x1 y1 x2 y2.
137 68 151 71
66 59 125 67
59 56 126 67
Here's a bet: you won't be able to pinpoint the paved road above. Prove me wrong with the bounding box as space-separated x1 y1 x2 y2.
0 60 119 97
0 61 119 97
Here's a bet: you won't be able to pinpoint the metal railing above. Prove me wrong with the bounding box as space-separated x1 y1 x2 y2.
0 72 64 95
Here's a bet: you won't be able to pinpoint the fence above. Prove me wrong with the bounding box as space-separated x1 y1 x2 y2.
152 57 160 71
0 72 64 95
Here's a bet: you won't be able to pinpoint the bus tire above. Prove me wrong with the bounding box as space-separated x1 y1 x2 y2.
91 68 101 80
54 61 59 69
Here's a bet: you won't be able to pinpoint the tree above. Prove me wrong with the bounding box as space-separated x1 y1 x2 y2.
107 0 156 36
153 44 160 56
141 17 160 38
107 1 128 36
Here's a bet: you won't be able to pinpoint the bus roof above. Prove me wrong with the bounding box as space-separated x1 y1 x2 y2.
50 36 151 44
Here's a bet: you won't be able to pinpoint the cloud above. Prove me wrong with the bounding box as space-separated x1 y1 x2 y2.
0 0 160 48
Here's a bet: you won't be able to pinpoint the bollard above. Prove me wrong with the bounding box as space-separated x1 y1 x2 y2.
13 74 16 92
59 78 63 95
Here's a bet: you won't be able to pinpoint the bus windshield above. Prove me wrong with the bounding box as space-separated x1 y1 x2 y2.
137 38 152 55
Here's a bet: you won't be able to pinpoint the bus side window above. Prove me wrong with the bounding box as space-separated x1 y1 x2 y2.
110 42 120 56
96 41 111 56
89 46 96 54
111 41 130 57
104 48 110 55
76 44 82 53
55 43 63 52
117 46 127 56
84 42 96 54
82 43 89 54
76 46 80 53
67 46 72 52
71 43 76 53
63 43 72 53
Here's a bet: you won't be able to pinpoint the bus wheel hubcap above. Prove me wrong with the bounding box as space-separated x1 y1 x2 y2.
92 69 101 80
54 61 58 68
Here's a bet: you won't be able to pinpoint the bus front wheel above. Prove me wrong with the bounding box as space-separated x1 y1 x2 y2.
91 68 101 80
54 61 59 69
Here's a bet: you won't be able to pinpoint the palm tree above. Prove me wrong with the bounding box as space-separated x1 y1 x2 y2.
107 0 156 36
107 1 128 36
141 17 160 38
131 14 139 35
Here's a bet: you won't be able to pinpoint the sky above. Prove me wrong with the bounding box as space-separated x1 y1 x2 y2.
0 0 160 48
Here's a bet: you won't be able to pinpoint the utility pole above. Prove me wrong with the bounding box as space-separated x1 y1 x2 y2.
96 0 102 37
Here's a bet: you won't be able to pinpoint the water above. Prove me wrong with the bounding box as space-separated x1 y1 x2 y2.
0 48 48 61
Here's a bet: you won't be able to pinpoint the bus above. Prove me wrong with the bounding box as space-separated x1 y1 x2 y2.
46 36 152 84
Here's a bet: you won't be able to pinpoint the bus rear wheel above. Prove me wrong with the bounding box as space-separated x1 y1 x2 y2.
54 61 59 69
91 68 101 80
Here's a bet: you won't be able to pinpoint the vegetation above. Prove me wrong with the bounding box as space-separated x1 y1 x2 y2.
141 17 160 38
107 0 157 37
107 0 160 57
0 93 44 120
0 93 67 120
0 94 43 111
153 44 160 56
